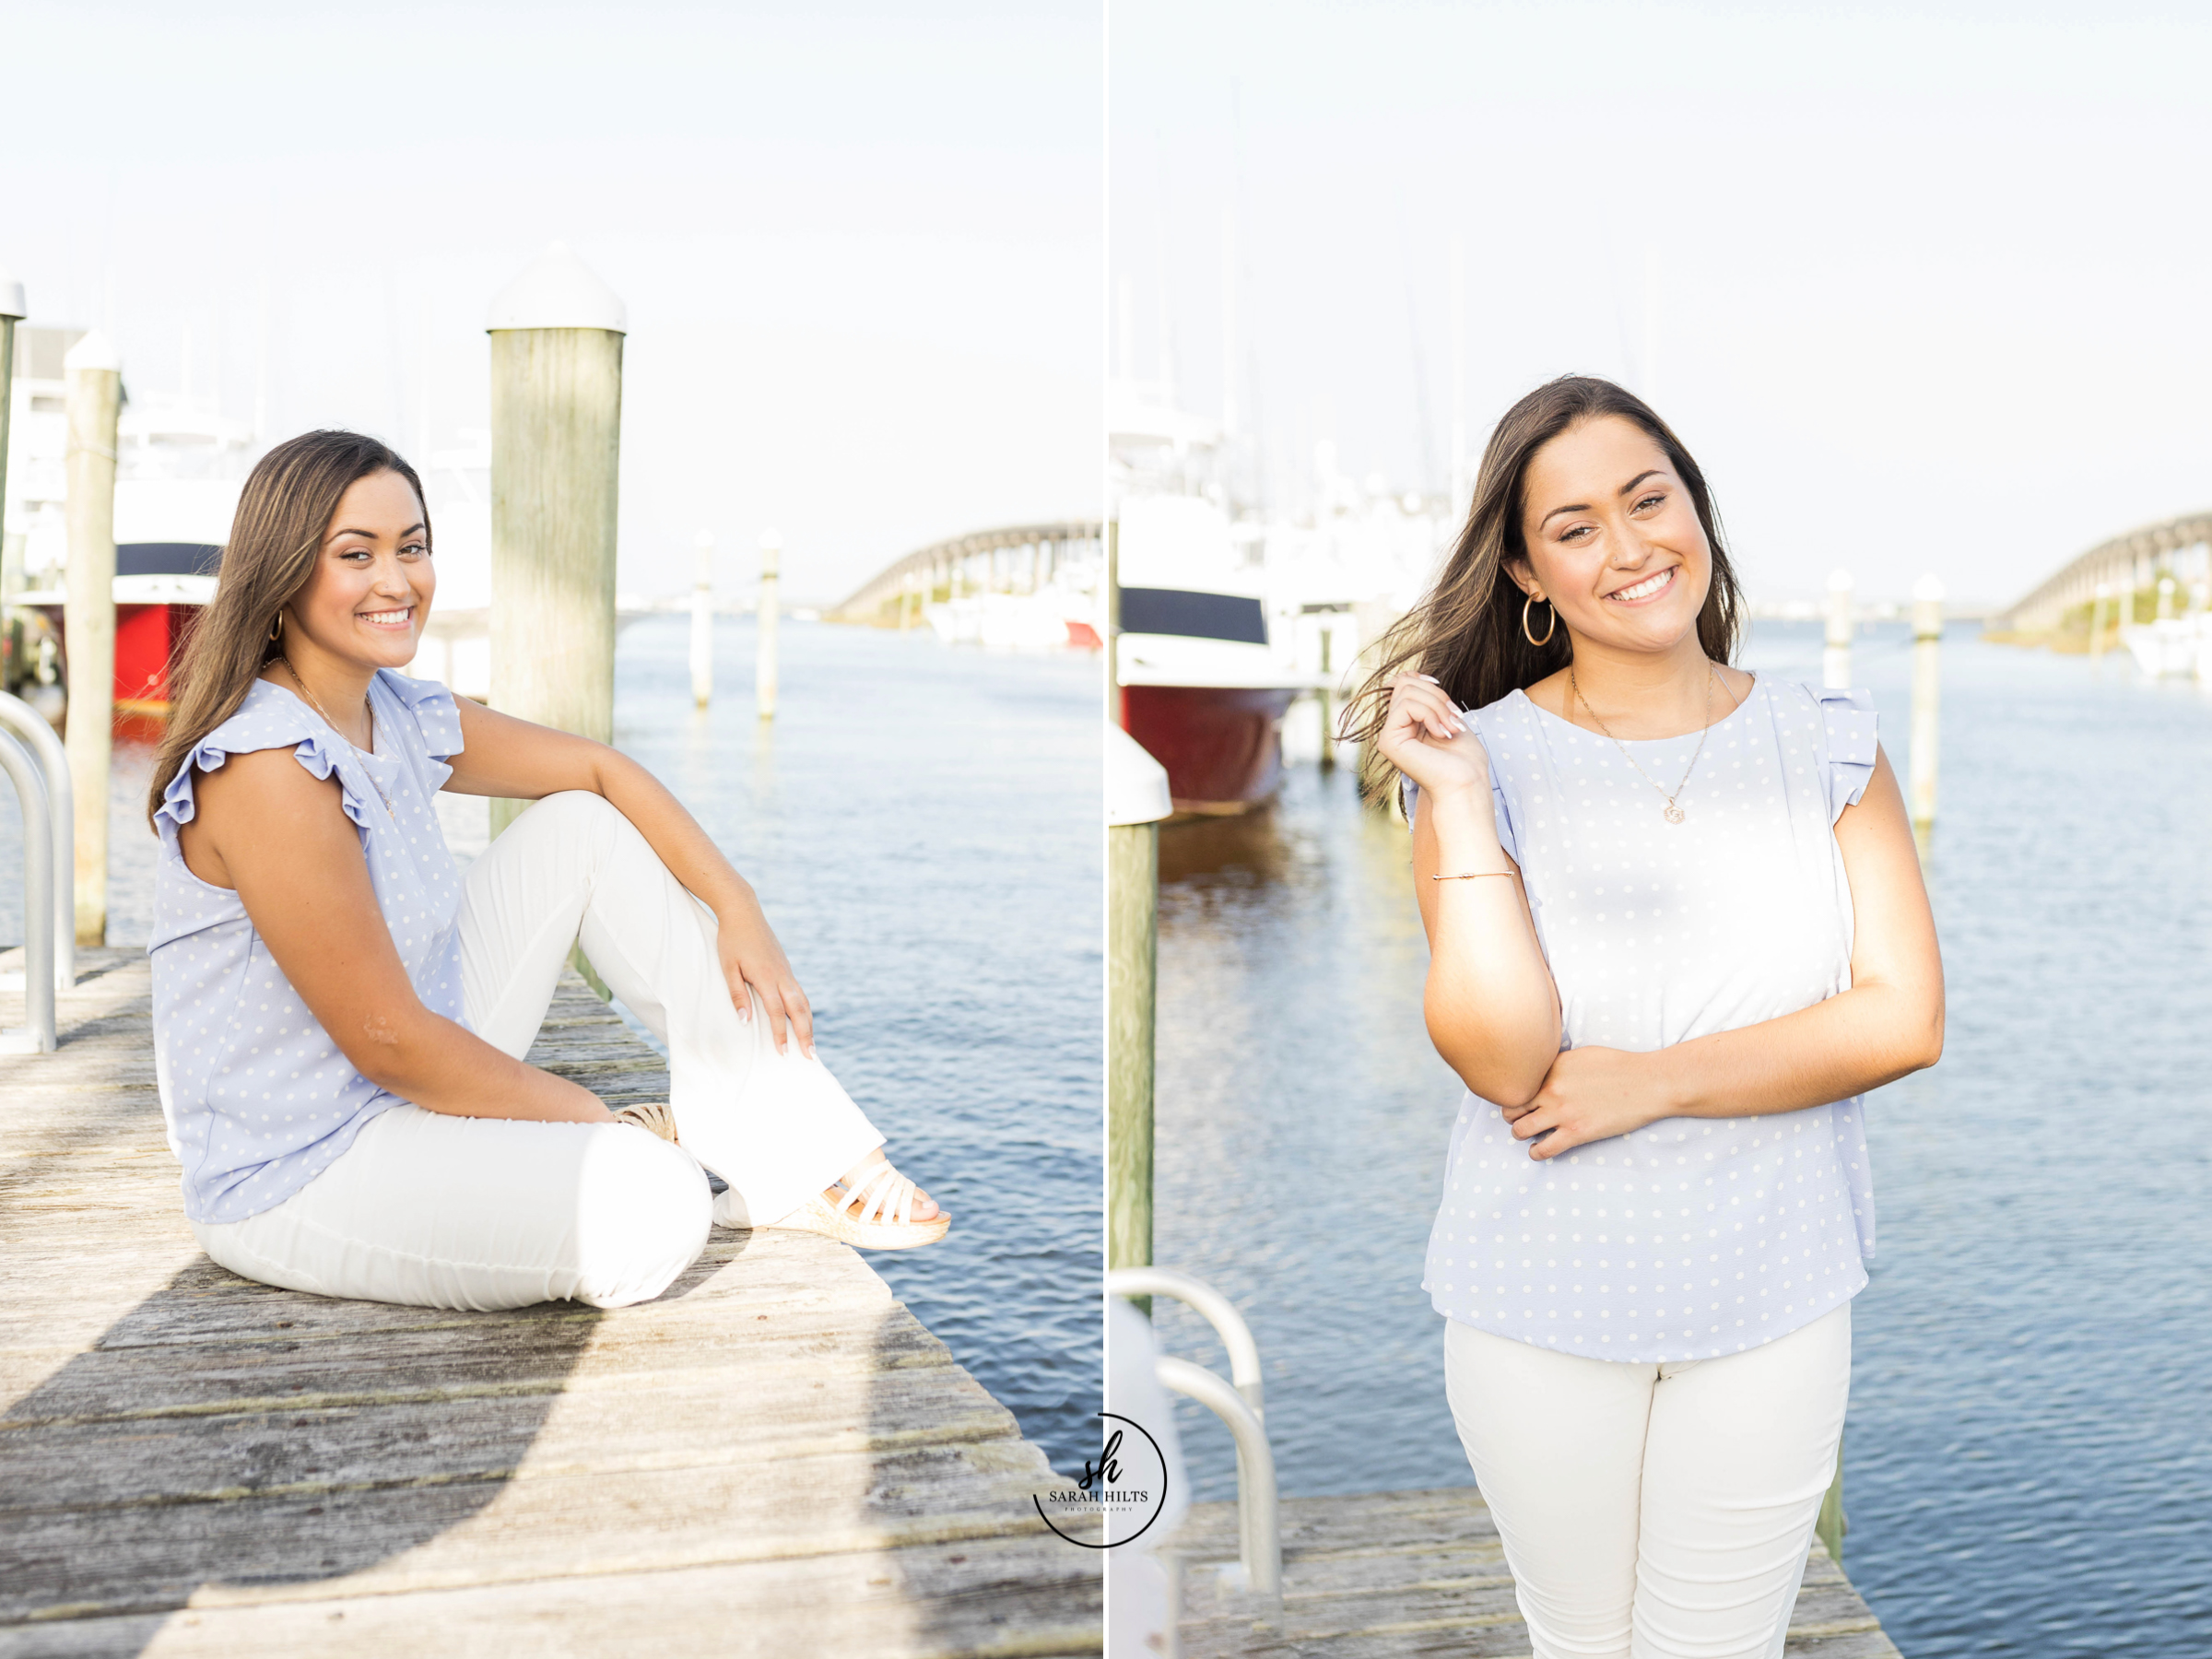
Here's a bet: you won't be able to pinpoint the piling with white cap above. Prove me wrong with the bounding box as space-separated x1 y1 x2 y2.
756 528 781 722
63 331 121 945
1108 724 1173 1279
689 530 714 709
485 242 626 835
1910 574 1944 851
1822 568 1854 691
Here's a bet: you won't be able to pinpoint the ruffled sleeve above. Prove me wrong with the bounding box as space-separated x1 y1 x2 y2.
376 669 465 762
153 689 378 852
1818 687 1878 824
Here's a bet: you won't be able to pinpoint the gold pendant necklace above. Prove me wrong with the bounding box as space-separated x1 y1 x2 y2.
280 659 396 820
1569 665 1718 825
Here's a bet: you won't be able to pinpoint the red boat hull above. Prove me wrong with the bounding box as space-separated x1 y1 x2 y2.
1121 684 1296 815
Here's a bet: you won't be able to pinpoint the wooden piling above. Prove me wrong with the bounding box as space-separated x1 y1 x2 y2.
62 331 121 947
1108 822 1157 1278
1822 568 1853 691
485 244 626 838
2090 583 2110 658
1910 575 1943 852
0 274 21 687
1317 625 1336 771
689 530 713 709
757 528 781 722
1107 727 1173 1286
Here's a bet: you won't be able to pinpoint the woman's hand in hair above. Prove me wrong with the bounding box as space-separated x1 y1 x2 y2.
1502 1046 1667 1160
1377 673 1489 802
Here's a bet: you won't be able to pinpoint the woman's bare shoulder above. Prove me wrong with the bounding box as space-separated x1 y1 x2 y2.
179 747 353 889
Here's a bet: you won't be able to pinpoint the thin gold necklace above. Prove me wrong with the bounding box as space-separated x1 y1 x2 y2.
279 658 395 820
1568 664 1721 825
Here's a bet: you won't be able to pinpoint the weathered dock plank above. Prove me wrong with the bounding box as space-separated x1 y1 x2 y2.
1170 1487 1899 1658
0 949 1100 1657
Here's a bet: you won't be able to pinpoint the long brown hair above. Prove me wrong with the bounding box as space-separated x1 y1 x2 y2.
147 430 429 828
1345 375 1743 802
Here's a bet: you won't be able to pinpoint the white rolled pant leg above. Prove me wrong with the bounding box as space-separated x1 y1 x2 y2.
193 1104 710 1312
1444 1303 1852 1659
460 792 884 1227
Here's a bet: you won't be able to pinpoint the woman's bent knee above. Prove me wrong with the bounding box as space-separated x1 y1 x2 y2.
570 1127 712 1308
516 789 624 839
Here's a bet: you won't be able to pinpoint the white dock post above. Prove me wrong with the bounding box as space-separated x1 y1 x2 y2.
2090 582 2110 659
756 527 781 722
1910 575 1943 850
1822 568 1854 690
2157 575 2174 621
62 331 121 947
689 530 714 709
485 242 626 838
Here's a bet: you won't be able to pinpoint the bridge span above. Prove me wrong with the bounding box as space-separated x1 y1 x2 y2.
1999 510 2212 633
830 521 1102 626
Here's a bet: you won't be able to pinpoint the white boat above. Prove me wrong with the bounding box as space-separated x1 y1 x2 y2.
3 328 253 722
2119 617 2211 679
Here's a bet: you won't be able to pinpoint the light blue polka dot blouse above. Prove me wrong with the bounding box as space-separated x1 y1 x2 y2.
149 670 467 1225
1410 677 1881 1363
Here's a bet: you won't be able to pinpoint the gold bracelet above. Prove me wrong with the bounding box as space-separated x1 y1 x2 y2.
1431 870 1514 881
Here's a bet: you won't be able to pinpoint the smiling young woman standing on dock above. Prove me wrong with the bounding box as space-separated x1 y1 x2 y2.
144 429 946 1312
1348 377 1943 1658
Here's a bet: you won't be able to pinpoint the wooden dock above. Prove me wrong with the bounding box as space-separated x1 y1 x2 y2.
0 947 1100 1656
1171 1488 1900 1657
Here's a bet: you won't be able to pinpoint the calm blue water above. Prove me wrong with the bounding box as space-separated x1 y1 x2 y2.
1151 622 2212 1658
607 617 1101 1474
0 618 1104 1476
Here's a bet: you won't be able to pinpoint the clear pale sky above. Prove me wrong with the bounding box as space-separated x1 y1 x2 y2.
12 4 2207 609
2 0 1100 605
1109 0 2212 608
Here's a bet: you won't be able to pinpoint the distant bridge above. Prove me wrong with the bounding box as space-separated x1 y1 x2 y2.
2000 511 2212 632
830 522 1102 625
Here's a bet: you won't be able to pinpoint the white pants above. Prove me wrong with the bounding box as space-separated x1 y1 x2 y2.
1444 1303 1852 1659
192 791 885 1312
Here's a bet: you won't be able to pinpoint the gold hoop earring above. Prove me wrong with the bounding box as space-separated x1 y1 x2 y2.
269 610 285 644
1522 594 1556 648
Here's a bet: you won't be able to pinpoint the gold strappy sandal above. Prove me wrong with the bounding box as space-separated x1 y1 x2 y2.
610 1100 680 1140
771 1160 950 1251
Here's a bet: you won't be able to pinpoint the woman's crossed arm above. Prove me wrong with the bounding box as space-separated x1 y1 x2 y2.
1503 747 1944 1160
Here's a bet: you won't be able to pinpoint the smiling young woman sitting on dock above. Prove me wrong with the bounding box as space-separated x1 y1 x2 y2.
1349 376 1943 1659
143 429 946 1312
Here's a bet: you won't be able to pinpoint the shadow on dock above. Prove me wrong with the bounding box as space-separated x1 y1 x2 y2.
0 1261 611 1652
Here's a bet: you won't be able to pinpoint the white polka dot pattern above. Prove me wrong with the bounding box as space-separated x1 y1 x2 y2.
1411 677 1880 1362
147 670 469 1226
